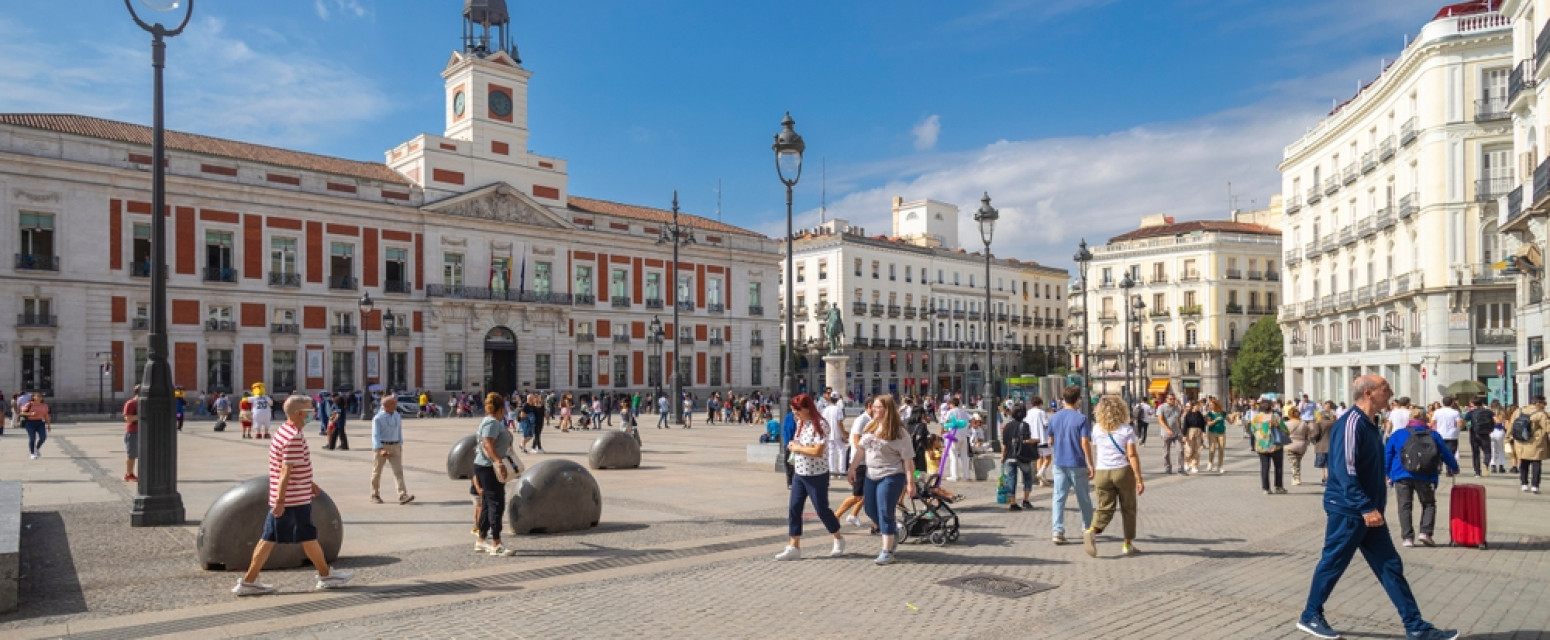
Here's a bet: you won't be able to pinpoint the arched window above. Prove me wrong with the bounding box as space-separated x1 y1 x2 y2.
1482 220 1501 265
1313 325 1324 345
1331 322 1342 344
1228 322 1238 345
1348 318 1360 341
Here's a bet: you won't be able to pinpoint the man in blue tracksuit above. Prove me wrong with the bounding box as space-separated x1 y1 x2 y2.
1297 375 1458 640
1384 417 1460 547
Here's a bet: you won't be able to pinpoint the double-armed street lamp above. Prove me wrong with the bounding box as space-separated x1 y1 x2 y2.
773 113 805 473
359 292 374 395
657 192 695 426
649 316 664 404
1119 272 1135 404
974 194 999 431
1073 239 1094 419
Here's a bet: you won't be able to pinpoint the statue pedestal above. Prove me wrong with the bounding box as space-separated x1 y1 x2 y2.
823 354 850 398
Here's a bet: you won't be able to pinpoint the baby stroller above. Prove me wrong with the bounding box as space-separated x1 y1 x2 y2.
898 472 960 546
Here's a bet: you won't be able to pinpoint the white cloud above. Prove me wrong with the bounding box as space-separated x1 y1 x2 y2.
314 0 370 20
313 0 329 20
911 114 941 151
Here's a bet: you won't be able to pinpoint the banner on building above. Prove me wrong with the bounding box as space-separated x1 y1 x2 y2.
306 348 323 378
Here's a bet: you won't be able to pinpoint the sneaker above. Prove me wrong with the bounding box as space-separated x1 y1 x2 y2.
1052 532 1067 545
474 540 492 553
1264 490 1272 495
1275 487 1288 494
1008 503 1023 512
1296 614 1342 639
370 495 384 504
127 474 138 481
1473 473 1482 478
535 448 546 454
1402 539 1414 548
1293 479 1303 486
1524 485 1531 492
488 544 516 557
773 545 801 561
1218 468 1225 475
874 550 894 565
1417 534 1434 547
124 474 134 482
1405 628 1459 640
829 539 846 558
399 495 415 505
1021 500 1034 510
29 453 37 460
846 515 862 527
1083 528 1098 557
1163 468 1173 475
231 579 276 596
315 569 354 590
1120 543 1138 555
1535 487 1542 494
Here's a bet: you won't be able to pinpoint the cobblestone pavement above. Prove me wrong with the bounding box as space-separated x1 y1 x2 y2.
1 417 1546 639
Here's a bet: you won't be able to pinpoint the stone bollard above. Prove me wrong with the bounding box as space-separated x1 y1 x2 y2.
506 459 602 534
587 430 641 469
196 476 343 571
447 434 478 480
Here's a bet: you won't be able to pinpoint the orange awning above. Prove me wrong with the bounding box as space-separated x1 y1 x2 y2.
1148 379 1170 395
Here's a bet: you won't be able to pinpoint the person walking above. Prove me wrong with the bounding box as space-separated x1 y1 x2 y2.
123 386 141 482
1026 397 1053 486
1488 402 1509 475
1515 396 1549 493
325 393 350 451
231 395 354 596
1205 398 1228 474
773 394 846 561
473 393 518 556
1252 399 1288 495
1296 375 1458 640
1085 395 1144 557
19 393 51 459
524 393 547 454
1287 407 1314 485
1047 386 1095 545
1132 398 1151 446
1430 397 1462 455
1000 404 1040 511
1465 398 1494 477
847 395 915 565
836 399 879 528
370 395 414 505
820 393 848 475
1182 400 1206 474
558 393 573 432
214 392 231 427
1384 407 1459 547
1156 394 1184 475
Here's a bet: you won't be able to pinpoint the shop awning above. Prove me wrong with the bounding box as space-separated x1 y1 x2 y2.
1148 379 1171 395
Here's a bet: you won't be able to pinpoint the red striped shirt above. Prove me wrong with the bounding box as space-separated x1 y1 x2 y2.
268 421 313 507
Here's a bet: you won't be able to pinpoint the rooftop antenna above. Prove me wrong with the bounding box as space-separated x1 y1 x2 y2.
819 156 827 224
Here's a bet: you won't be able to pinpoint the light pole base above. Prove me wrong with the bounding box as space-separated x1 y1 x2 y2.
131 492 186 527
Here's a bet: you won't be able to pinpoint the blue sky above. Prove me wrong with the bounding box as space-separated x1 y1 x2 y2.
0 1 1450 267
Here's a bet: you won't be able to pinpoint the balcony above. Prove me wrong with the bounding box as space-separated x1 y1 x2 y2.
1300 301 1316 316
1247 305 1267 315
1291 343 1307 357
1225 302 1244 315
1285 194 1302 214
1379 136 1396 161
1511 58 1536 104
1324 176 1340 196
1506 186 1525 226
1342 164 1357 184
14 254 59 271
902 306 917 319
379 279 410 294
1149 309 1171 318
887 338 902 348
1397 192 1418 219
613 334 632 344
1361 151 1376 174
1266 271 1280 281
17 313 56 327
1375 207 1395 230
708 336 724 346
131 262 152 278
967 311 981 321
870 303 885 317
1320 234 1336 253
576 333 595 343
638 297 661 310
952 309 966 320
1304 239 1320 257
1357 285 1373 306
708 303 725 314
515 291 573 305
1285 249 1302 266
427 284 485 299
330 325 356 336
203 267 238 283
852 302 867 315
131 317 149 330
1538 18 1550 65
1307 186 1323 205
329 275 357 291
1470 262 1512 286
751 336 764 347
1476 327 1515 345
996 312 1009 322
205 319 236 332
1148 274 1169 284
1245 270 1263 281
1394 271 1417 295
936 340 955 349
269 271 301 287
271 322 299 334
1023 317 1034 326
1536 155 1550 205
1474 98 1509 122
386 326 409 338
1319 295 1334 314
903 338 918 349
1400 117 1418 145
1179 271 1201 282
1099 311 1118 322
675 300 694 311
1279 304 1298 320
1385 333 1403 350
1225 268 1242 280
608 295 631 309
1329 341 1344 354
1312 343 1326 356
1339 228 1355 246
748 305 763 316
1476 176 1514 202
575 293 597 305
678 335 696 345
887 305 901 318
1366 337 1381 351
1336 292 1352 308
1178 305 1202 318
1356 218 1374 238
1375 281 1391 299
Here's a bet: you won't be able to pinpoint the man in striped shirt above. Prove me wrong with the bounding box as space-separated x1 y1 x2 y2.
233 394 354 596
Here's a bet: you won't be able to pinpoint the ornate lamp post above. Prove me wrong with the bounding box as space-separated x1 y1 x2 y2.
1118 272 1135 404
657 193 695 426
975 193 999 432
773 113 804 472
1073 239 1093 418
359 293 374 396
649 315 664 403
1132 295 1147 402
126 0 193 527
384 308 396 392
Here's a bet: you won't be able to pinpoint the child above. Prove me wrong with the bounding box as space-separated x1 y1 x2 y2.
237 394 253 439
925 434 944 477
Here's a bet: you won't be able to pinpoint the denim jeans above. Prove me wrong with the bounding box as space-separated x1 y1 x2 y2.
788 473 841 537
1001 460 1033 493
1050 465 1093 534
862 473 907 536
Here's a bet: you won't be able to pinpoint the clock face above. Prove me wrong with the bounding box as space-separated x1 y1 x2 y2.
489 89 513 117
452 91 466 117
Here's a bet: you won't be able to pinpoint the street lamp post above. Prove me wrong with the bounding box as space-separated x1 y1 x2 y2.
1118 273 1134 404
1132 296 1147 402
1073 239 1094 419
773 113 805 472
649 316 664 404
358 293 374 399
657 193 695 426
975 193 999 435
384 308 396 392
126 0 193 527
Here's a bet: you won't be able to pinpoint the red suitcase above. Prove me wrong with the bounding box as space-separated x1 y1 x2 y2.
1448 480 1487 549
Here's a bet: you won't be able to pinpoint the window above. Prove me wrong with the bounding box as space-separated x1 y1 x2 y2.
490 258 510 294
207 349 233 392
387 352 407 389
889 264 896 281
1476 302 1514 329
535 354 551 389
749 282 762 307
272 351 297 393
795 262 806 283
1154 325 1167 347
677 274 692 305
904 266 911 283
1101 267 1113 286
270 237 297 280
751 356 762 386
818 259 828 280
575 265 593 296
611 268 628 298
20 346 53 392
534 262 552 295
614 355 628 388
707 276 723 305
871 261 879 279
331 352 354 390
648 355 662 387
646 272 661 300
1185 324 1198 347
334 310 355 333
954 272 961 286
205 230 235 281
134 347 147 386
577 355 593 388
443 253 464 287
132 224 152 275
854 258 862 276
20 297 51 325
1183 291 1197 308
329 242 354 288
1152 293 1165 310
384 247 409 291
207 305 233 331
17 211 55 268
576 321 593 340
678 355 692 387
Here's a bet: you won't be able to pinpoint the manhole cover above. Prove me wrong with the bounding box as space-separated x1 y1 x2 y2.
937 573 1055 599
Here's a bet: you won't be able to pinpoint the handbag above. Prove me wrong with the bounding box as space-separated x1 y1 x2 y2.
1270 425 1292 447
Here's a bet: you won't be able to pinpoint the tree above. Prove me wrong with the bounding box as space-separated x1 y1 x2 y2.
1230 317 1284 399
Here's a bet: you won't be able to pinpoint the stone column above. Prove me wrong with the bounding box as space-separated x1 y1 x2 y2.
823 354 850 399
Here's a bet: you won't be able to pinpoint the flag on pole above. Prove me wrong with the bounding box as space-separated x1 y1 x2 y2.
518 244 528 293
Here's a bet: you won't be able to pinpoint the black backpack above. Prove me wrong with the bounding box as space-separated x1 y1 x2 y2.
1470 408 1494 435
1400 427 1441 475
1512 413 1535 442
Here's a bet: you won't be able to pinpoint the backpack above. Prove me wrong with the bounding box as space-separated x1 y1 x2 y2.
1512 413 1535 442
1470 408 1494 435
1399 427 1441 475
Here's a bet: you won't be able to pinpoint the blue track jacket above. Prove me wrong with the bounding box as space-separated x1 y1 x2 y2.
1323 407 1388 517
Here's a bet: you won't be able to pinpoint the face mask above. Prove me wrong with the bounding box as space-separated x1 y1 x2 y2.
300 413 313 425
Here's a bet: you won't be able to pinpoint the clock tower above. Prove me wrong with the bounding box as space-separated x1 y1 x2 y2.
387 0 569 204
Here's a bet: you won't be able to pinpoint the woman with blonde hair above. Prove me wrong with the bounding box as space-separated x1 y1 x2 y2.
847 395 916 565
1083 395 1144 557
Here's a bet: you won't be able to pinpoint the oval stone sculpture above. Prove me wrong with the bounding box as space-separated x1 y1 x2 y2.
587 430 641 469
505 459 602 534
196 476 343 571
447 433 479 480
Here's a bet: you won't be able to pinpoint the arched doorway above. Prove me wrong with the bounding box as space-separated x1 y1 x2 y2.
484 327 518 396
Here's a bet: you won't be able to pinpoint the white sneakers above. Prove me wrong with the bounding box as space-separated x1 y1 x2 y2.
773 545 801 561
315 569 354 590
830 539 846 557
232 568 353 595
845 515 862 527
231 580 275 596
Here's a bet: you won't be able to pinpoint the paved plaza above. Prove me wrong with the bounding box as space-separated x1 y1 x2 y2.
0 416 1546 639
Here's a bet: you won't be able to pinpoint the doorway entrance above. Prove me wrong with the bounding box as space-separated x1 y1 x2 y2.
484 326 518 396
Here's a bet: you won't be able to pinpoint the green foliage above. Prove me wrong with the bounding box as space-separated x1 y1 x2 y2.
1230 317 1284 398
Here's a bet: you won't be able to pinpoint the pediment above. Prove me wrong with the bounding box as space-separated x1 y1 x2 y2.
423 183 574 230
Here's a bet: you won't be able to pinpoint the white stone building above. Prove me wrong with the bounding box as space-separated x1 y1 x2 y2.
1499 0 1550 402
0 8 779 409
780 197 1070 399
1278 3 1516 405
1073 210 1283 402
